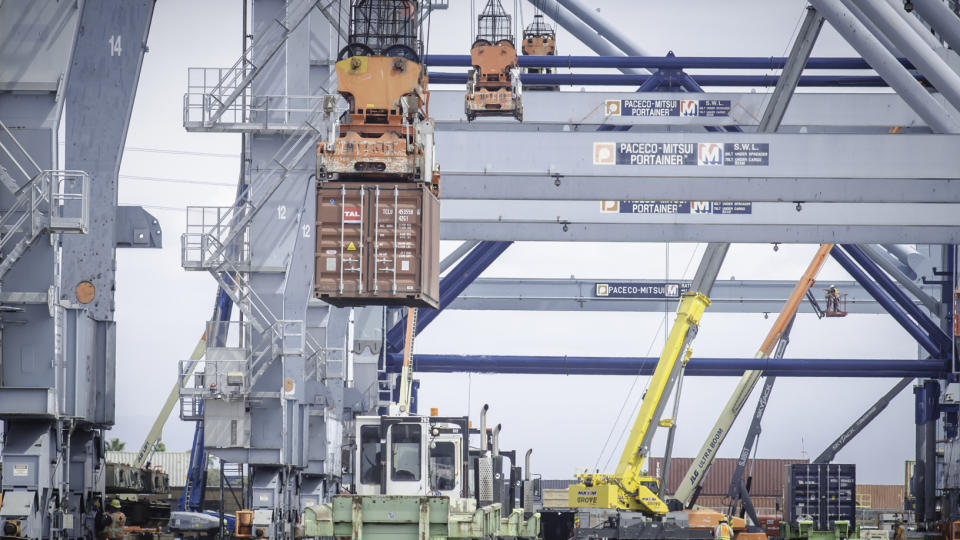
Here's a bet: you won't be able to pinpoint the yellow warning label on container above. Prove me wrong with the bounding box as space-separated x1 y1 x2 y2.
347 242 357 251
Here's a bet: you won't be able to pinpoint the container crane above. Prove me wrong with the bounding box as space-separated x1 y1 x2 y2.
671 244 835 510
465 0 523 120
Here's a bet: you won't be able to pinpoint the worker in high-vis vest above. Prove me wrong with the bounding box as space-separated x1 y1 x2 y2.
715 517 734 540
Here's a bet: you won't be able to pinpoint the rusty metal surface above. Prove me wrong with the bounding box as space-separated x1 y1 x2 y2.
471 41 519 79
466 87 519 114
319 56 429 181
467 41 521 119
315 182 439 308
522 36 555 56
319 130 416 177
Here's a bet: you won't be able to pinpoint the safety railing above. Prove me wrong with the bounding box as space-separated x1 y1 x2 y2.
276 320 305 356
178 357 251 399
310 346 346 382
46 170 90 233
183 88 326 132
181 205 250 270
184 0 322 128
0 170 90 279
179 394 204 422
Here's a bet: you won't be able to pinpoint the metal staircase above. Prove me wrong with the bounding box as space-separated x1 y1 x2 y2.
195 0 323 127
181 95 332 389
0 120 90 281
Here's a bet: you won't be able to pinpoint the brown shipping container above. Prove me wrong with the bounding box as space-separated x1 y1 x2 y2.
856 484 906 511
647 457 809 498
315 182 439 308
693 495 782 517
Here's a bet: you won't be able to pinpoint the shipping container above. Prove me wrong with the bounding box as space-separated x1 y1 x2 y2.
540 479 577 490
647 457 809 498
106 451 192 488
315 182 439 308
693 495 782 517
856 485 905 511
783 463 856 531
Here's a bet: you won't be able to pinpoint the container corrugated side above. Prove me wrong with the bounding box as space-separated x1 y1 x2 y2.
856 484 905 511
106 451 191 488
647 457 809 498
694 495 781 517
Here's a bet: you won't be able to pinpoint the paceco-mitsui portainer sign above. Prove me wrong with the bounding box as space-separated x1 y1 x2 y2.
593 142 769 167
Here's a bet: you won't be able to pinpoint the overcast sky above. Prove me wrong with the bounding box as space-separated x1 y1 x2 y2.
111 0 930 487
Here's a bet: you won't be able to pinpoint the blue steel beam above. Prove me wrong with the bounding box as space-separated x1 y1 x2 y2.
842 244 951 351
387 353 944 378
428 73 914 87
386 241 512 351
831 245 942 357
427 54 914 70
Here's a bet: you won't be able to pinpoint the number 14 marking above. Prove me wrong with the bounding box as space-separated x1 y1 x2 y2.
109 35 122 57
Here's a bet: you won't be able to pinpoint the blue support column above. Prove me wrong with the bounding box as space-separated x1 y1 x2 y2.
914 380 940 523
426 54 914 70
832 245 943 357
843 244 952 351
427 72 906 87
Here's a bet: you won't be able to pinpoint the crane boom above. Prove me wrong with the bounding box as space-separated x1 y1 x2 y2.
672 244 834 507
568 291 709 514
813 377 913 464
134 334 207 468
395 307 418 414
568 243 727 515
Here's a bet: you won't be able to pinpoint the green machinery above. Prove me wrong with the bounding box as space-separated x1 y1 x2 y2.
303 412 540 539
779 519 853 540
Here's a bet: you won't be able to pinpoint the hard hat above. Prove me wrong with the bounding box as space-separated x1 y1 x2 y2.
720 517 728 523
110 499 121 509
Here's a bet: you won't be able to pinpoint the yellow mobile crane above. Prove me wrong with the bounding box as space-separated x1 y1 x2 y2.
567 244 728 515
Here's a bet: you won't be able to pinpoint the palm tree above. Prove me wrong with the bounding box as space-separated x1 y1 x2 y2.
105 438 125 451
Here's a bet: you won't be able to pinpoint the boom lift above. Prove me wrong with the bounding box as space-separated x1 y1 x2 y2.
393 307 418 414
672 244 835 511
466 0 523 121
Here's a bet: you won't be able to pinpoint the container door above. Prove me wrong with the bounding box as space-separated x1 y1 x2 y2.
316 184 366 297
368 184 423 300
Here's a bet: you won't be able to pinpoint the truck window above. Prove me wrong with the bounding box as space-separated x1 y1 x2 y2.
430 442 456 491
360 426 380 485
391 424 421 481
